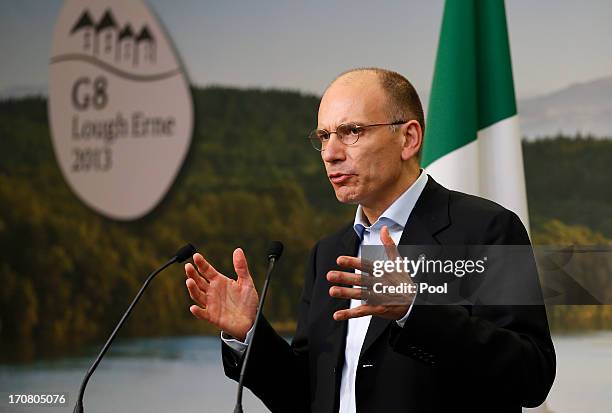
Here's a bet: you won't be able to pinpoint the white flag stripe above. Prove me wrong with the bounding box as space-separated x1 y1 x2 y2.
478 115 530 230
425 115 530 233
425 139 480 196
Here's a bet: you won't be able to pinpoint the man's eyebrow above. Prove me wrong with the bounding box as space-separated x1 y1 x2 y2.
317 120 369 130
318 116 351 130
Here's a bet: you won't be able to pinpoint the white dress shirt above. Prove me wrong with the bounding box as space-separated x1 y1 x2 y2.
222 171 429 413
339 170 428 413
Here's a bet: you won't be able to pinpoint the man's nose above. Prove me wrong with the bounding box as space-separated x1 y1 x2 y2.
321 133 346 163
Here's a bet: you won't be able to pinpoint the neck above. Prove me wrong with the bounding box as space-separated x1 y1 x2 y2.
361 167 421 225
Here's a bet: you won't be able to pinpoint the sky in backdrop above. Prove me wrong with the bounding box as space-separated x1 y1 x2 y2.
1 0 612 103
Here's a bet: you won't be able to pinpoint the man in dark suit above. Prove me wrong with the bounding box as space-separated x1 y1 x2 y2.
184 68 556 412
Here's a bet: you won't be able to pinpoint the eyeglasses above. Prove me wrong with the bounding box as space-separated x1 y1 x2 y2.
308 120 407 151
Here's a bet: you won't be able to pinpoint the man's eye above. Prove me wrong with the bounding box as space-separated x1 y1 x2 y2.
317 131 330 140
345 124 361 135
338 124 361 136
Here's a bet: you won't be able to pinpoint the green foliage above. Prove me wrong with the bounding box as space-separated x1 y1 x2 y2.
0 92 610 361
524 136 612 237
532 219 610 245
524 137 612 334
531 219 612 332
0 89 352 361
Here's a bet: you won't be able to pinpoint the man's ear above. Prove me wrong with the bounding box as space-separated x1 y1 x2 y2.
400 120 422 161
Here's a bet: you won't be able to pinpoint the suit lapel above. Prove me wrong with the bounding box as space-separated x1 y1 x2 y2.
328 226 360 378
331 227 360 314
359 175 451 359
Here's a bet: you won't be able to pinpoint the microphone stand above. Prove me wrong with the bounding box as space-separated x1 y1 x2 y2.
74 244 196 413
234 242 282 413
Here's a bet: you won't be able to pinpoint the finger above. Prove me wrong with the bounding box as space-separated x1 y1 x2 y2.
326 270 363 287
193 253 221 281
336 256 374 274
233 248 253 283
329 285 363 300
380 225 400 261
190 304 208 321
333 304 376 321
186 278 208 308
185 262 209 292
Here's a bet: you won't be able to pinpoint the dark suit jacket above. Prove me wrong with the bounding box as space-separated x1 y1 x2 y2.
222 175 556 412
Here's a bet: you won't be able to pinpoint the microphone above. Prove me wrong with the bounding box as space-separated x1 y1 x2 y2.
73 243 197 413
234 241 284 413
266 240 284 261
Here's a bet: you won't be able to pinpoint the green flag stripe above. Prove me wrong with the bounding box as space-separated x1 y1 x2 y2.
422 0 517 168
476 0 517 129
422 0 477 167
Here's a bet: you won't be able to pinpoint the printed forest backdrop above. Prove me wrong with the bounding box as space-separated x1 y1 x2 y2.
1 87 611 362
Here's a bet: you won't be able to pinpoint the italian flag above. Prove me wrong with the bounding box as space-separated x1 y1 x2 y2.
422 0 530 232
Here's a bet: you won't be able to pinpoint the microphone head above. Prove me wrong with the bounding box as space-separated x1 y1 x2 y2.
266 241 284 261
175 243 197 263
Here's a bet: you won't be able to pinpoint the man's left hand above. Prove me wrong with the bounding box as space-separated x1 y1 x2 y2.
326 225 416 321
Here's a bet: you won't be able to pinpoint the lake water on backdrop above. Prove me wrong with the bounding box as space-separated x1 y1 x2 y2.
1 333 611 412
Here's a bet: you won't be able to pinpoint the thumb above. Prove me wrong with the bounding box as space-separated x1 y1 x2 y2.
233 248 253 283
380 225 400 260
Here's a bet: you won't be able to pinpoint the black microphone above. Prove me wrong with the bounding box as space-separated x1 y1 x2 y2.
73 243 197 413
234 241 284 413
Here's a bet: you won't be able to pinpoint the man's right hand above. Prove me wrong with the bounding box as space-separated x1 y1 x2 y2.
184 248 259 342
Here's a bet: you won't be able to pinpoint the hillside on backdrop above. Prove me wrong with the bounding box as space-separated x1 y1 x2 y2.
0 87 611 362
518 75 612 139
4 75 612 139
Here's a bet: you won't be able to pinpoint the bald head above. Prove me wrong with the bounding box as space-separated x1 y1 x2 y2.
319 70 390 130
326 68 425 142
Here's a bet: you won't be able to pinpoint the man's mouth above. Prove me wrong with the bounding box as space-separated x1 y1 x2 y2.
328 173 355 184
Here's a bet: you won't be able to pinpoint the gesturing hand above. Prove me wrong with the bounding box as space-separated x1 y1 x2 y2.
326 225 416 321
184 248 258 341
